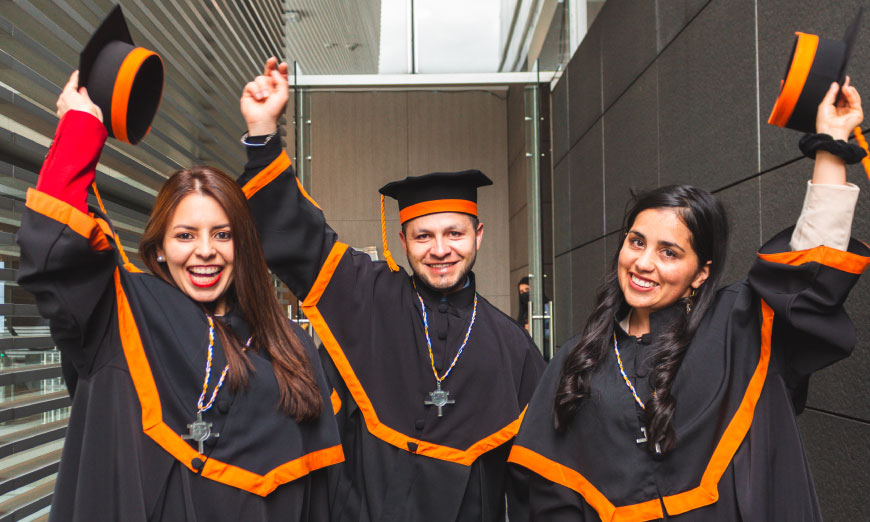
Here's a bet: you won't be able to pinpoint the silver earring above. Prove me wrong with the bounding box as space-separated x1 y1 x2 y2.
157 255 165 263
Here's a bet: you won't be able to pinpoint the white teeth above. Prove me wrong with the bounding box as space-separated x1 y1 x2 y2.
429 263 453 268
631 274 657 288
189 266 221 275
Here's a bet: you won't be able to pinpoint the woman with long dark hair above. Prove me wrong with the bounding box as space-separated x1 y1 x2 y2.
508 80 870 521
16 71 343 521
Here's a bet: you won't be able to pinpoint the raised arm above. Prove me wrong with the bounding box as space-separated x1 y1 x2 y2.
791 78 863 251
16 71 117 374
749 79 869 408
237 58 338 300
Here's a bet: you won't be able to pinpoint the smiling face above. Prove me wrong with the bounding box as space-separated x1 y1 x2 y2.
156 193 235 314
617 208 709 326
399 212 484 293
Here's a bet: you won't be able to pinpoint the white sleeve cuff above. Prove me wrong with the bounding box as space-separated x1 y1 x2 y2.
790 181 860 251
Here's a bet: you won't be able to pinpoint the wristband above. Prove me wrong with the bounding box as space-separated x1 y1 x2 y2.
799 133 867 164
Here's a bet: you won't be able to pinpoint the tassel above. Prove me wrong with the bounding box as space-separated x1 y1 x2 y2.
853 127 870 181
380 195 400 272
92 182 136 270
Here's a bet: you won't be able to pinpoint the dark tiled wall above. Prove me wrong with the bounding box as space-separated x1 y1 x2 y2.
549 0 870 517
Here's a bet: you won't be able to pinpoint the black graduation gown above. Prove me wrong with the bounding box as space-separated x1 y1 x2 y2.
237 139 547 522
16 123 343 521
508 228 870 521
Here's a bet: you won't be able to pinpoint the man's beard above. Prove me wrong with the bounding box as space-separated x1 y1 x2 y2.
411 250 477 294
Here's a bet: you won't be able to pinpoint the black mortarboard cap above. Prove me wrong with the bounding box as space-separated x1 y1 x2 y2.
376 169 492 272
379 170 493 224
769 8 863 132
79 5 163 144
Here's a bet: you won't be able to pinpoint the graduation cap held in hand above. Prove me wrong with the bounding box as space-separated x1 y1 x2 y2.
768 8 863 133
79 4 163 144
377 170 493 272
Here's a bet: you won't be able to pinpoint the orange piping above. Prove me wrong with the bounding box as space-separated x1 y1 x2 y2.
509 301 775 520
302 241 524 465
25 188 111 251
330 388 342 415
114 269 343 495
758 245 869 275
240 151 322 212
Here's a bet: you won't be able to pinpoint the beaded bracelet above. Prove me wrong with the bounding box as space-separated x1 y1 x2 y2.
799 133 867 164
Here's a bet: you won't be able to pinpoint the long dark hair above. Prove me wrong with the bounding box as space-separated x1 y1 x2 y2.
139 166 322 422
554 185 728 453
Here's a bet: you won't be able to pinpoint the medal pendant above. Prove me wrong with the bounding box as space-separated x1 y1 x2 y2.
424 381 455 417
182 411 220 453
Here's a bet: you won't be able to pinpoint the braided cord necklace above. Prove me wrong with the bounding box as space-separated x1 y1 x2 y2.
414 280 477 416
183 316 251 453
613 332 662 453
612 332 645 410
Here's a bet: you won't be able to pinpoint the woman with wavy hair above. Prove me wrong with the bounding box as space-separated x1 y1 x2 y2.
508 80 870 521
16 70 343 521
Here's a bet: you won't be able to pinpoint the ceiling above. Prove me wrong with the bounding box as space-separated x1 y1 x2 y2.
283 0 382 74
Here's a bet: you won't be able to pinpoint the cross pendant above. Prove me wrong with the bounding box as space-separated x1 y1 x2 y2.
635 427 661 454
424 381 455 417
182 411 220 453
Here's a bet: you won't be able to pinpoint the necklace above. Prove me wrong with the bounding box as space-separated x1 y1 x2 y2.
414 281 477 417
613 333 645 410
182 316 251 453
613 332 661 454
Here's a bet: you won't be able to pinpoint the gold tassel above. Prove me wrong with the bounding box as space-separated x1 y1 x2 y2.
92 182 136 271
380 195 400 272
853 127 870 182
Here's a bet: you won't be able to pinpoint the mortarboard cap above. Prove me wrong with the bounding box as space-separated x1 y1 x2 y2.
79 5 164 144
376 170 493 272
379 170 493 224
768 8 863 133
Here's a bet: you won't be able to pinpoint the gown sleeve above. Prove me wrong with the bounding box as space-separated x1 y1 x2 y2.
237 138 338 300
749 217 870 411
505 341 549 520
527 473 587 521
15 110 117 378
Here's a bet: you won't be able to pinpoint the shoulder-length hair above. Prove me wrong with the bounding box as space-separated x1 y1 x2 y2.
139 166 322 422
554 185 728 453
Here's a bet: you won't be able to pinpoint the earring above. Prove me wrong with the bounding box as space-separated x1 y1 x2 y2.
157 255 165 263
685 288 696 314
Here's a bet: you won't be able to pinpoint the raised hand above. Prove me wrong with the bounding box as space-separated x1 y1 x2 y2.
240 57 289 136
56 71 103 122
816 77 863 141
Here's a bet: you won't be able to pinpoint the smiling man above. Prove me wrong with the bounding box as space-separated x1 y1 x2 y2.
237 59 545 522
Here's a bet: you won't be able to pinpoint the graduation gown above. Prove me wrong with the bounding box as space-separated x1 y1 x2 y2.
16 111 344 521
508 228 870 521
237 139 546 522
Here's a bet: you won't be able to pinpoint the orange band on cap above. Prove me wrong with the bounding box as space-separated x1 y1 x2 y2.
399 199 478 223
111 47 158 143
768 33 819 128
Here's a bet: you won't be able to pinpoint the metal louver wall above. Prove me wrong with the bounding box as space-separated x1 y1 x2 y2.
0 1 288 519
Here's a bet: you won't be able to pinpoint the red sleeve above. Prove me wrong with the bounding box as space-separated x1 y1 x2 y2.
35 110 108 213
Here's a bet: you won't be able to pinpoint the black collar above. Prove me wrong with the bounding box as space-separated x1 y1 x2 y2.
412 272 477 313
214 307 252 342
616 301 685 345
